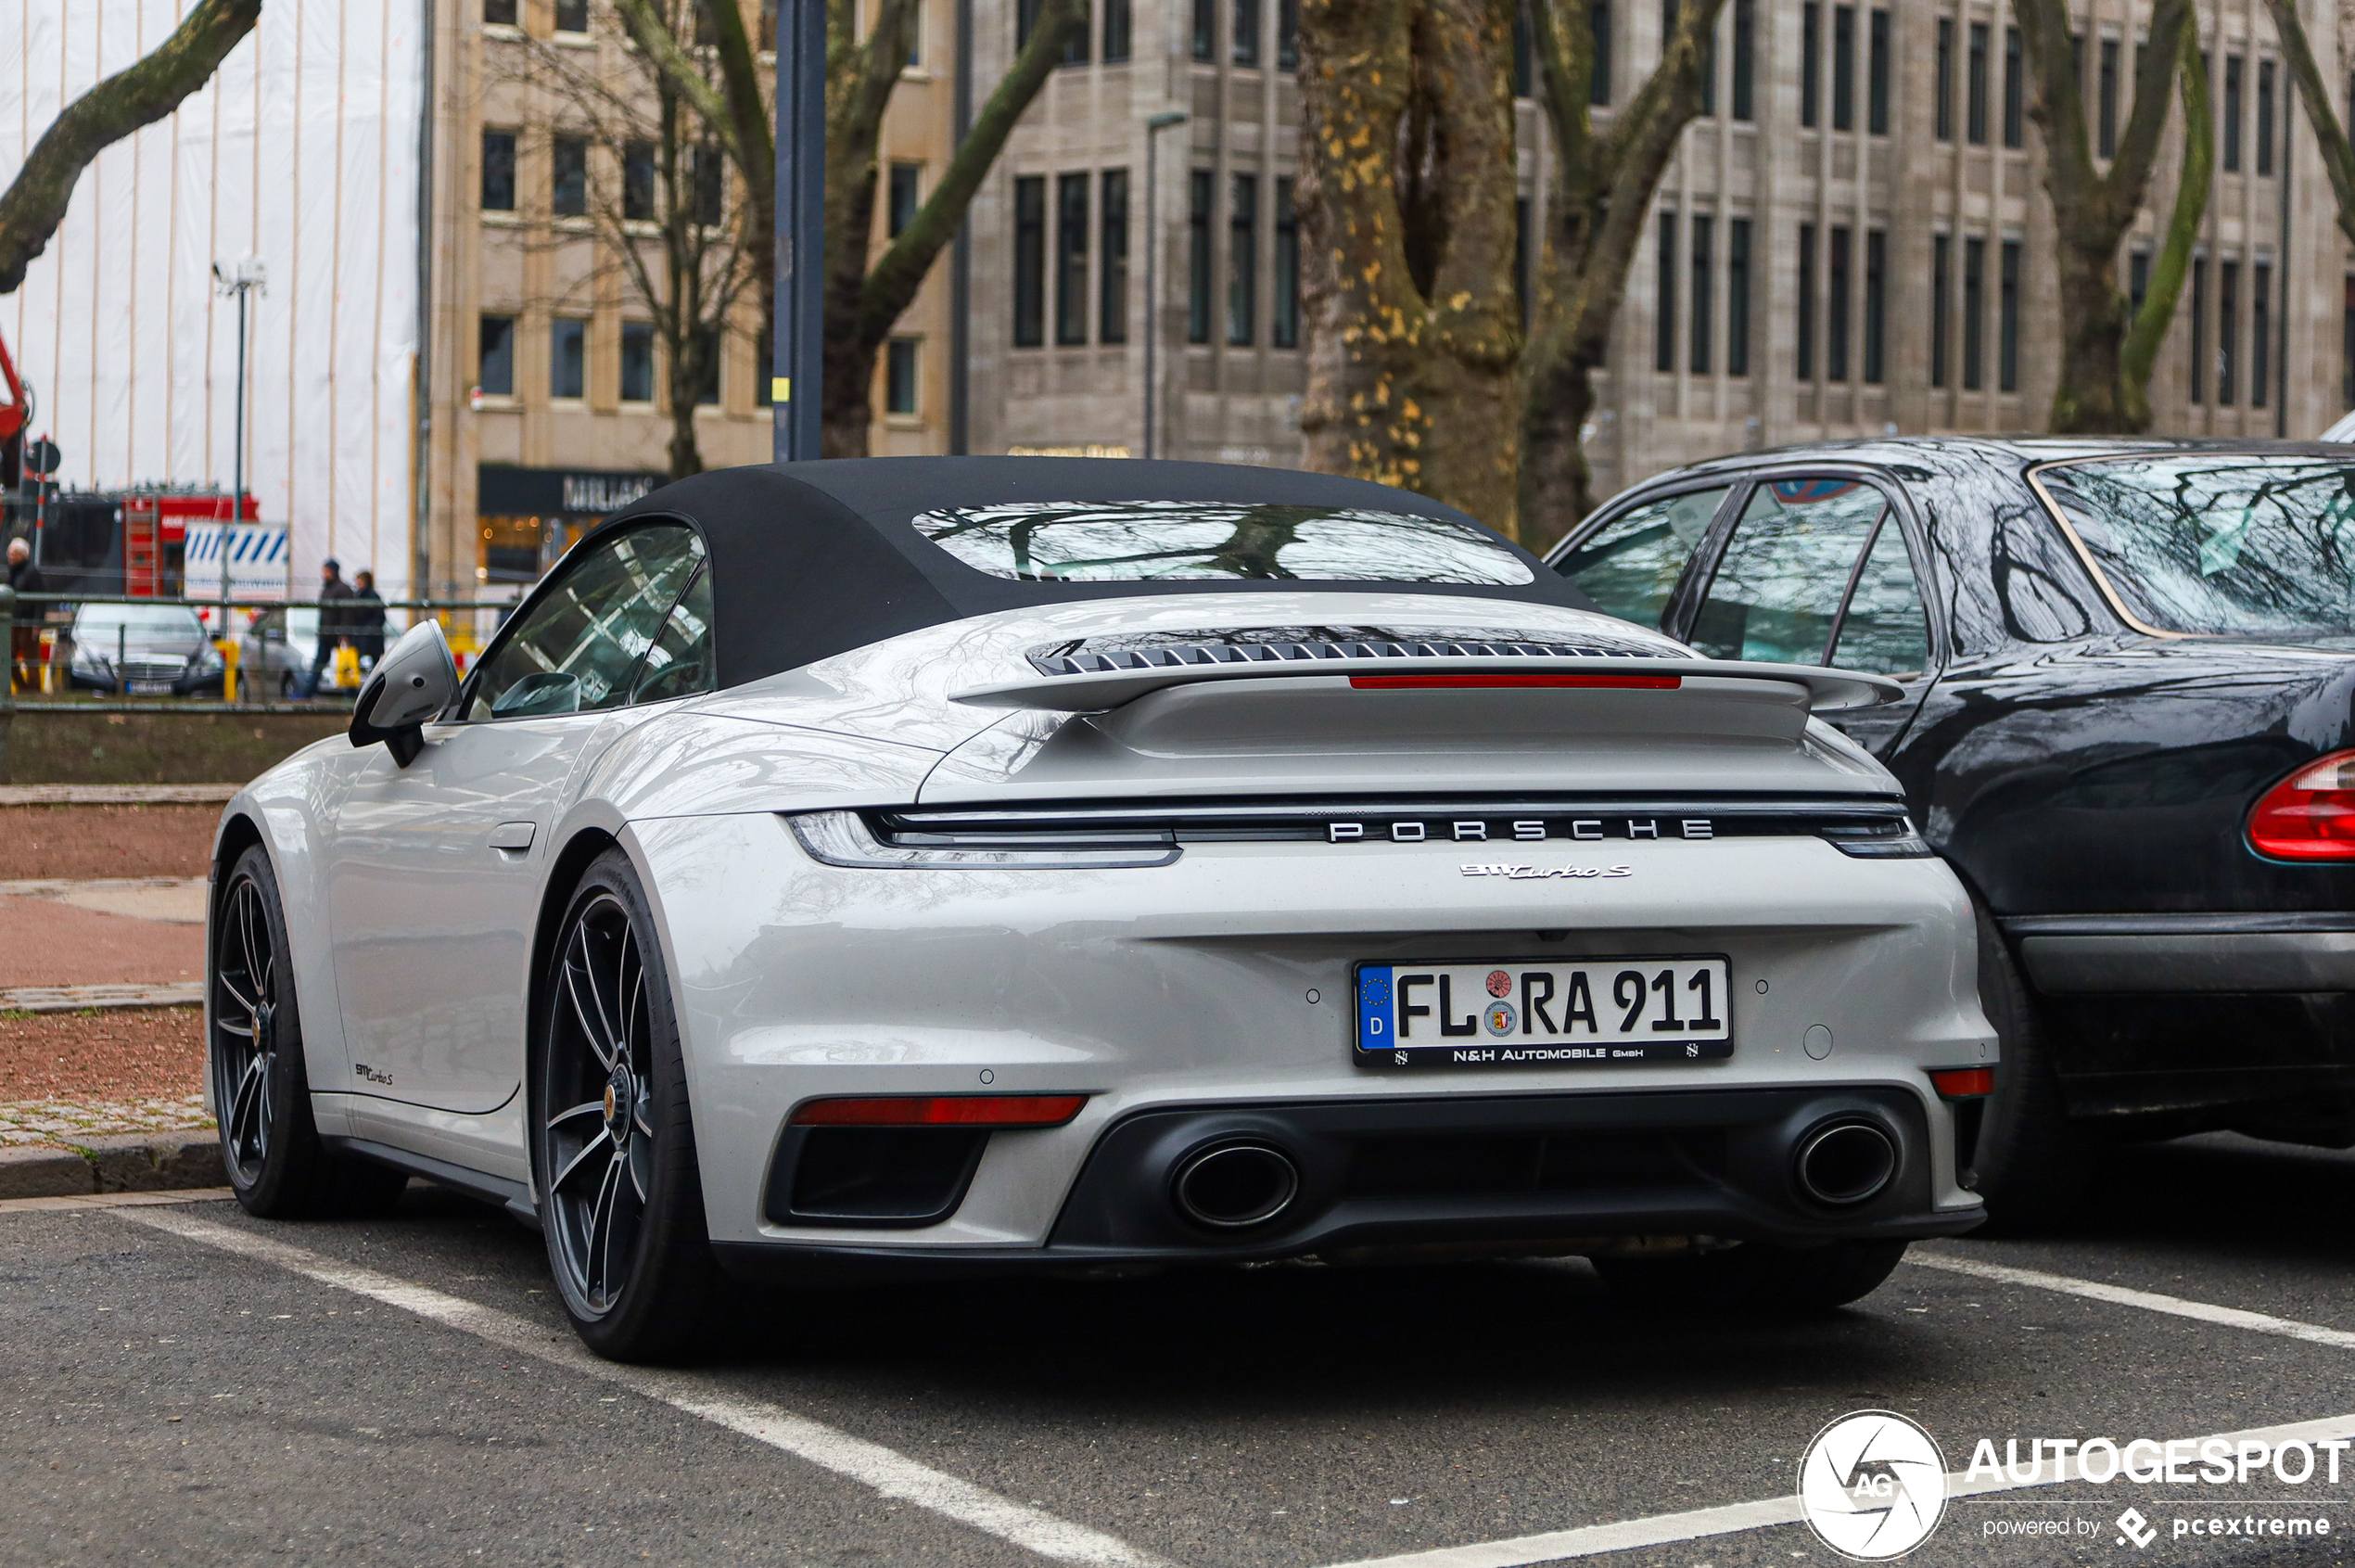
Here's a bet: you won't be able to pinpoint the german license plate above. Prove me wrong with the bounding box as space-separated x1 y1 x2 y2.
1355 957 1733 1068
128 680 173 695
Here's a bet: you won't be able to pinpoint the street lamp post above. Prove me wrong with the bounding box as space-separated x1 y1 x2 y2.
211 257 264 637
771 0 826 462
1141 110 1189 462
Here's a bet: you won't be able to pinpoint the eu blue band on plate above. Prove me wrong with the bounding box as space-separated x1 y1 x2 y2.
1357 965 1394 1052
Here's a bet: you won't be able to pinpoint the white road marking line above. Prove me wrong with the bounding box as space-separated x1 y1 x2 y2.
113 1208 1166 1568
1319 1411 2355 1568
1908 1252 2355 1352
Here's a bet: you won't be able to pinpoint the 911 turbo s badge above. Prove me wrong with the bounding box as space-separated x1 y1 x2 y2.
1460 862 1634 879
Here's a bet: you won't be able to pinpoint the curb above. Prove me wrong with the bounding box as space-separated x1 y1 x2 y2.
0 1133 224 1199
0 784 242 806
1 983 206 1013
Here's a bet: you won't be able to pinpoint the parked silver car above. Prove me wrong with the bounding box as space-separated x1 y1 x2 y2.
240 606 366 698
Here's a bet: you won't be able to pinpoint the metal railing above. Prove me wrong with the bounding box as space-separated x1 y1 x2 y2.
1 588 523 759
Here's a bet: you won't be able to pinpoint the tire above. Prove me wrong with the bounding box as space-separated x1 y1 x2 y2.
533 848 730 1362
1965 902 2093 1233
1593 1239 1908 1314
210 846 409 1219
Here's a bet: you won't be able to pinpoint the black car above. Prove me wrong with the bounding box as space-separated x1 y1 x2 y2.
1552 438 2355 1224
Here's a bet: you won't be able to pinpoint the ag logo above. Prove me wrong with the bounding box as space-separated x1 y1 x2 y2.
1798 1409 1947 1560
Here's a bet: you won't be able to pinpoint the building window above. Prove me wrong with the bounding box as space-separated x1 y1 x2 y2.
1827 225 1851 381
888 163 921 238
2095 40 2119 159
2191 256 2208 402
1192 0 1215 61
693 145 725 225
1104 0 1132 61
1101 170 1129 344
551 317 586 400
1930 236 1950 388
1731 0 1754 121
2219 259 2239 405
886 338 920 415
1866 9 1888 134
623 141 656 222
620 323 655 402
1655 211 1678 372
1228 173 1258 345
1831 6 1854 132
1013 175 1046 348
1689 214 1712 374
552 135 588 218
1055 173 1089 346
1963 236 1984 390
1590 0 1611 105
2255 261 2272 407
756 326 773 406
1727 217 1750 376
478 315 515 396
554 0 587 32
1513 1 1534 98
1796 223 1815 379
1864 229 1886 384
1234 0 1260 65
2130 249 2150 316
1064 0 1089 63
485 0 516 23
1278 0 1298 67
481 130 516 211
2224 56 2244 172
1273 176 1300 348
2344 276 2355 408
1188 171 1214 343
2002 26 2023 148
1514 197 1532 327
1998 239 2020 393
1967 22 1988 145
1801 4 1820 129
1935 20 1953 140
2259 60 2275 175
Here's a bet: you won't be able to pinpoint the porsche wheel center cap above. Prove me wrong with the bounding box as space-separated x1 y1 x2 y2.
603 1067 634 1145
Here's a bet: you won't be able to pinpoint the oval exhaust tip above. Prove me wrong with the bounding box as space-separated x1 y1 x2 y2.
1796 1121 1898 1206
1172 1142 1300 1229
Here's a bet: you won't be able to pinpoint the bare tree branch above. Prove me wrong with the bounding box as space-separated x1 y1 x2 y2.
2262 0 2355 250
0 0 262 293
2121 36 2210 422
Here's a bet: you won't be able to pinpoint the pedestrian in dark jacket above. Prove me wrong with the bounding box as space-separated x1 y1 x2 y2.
349 570 387 662
300 558 352 699
6 536 46 689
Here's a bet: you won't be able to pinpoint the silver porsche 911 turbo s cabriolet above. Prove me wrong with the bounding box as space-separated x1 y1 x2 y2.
207 458 1994 1360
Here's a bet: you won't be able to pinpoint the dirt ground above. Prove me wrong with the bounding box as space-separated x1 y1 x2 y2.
0 1007 203 1100
0 804 217 879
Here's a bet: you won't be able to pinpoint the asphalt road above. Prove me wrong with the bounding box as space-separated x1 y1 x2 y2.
6 1133 2354 1568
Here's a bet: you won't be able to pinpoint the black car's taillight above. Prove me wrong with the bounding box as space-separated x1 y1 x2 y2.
2247 750 2355 861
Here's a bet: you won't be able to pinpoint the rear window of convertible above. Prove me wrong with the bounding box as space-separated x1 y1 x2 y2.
910 501 1535 585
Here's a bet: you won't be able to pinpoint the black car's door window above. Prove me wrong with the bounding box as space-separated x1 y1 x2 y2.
1828 517 1932 677
1687 478 1890 662
1551 485 1731 629
464 524 705 720
627 566 715 705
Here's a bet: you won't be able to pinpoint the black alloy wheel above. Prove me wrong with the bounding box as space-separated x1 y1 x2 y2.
209 846 406 1218
1965 903 2093 1233
534 848 729 1360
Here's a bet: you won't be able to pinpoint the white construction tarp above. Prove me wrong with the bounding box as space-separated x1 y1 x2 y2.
0 0 426 600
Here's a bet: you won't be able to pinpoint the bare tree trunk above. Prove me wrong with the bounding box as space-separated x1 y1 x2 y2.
1519 0 1723 543
0 0 261 293
2120 41 2210 427
2262 0 2355 249
1297 0 1523 537
2017 0 2196 432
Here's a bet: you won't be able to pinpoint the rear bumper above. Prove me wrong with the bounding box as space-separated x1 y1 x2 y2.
2008 914 2355 994
716 1085 1983 1283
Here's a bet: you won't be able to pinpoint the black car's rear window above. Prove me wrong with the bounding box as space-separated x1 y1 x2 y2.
910 501 1535 585
2039 456 2355 641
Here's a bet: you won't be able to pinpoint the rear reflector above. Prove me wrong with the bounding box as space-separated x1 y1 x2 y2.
1348 674 1683 691
789 1095 1088 1128
2247 749 2355 860
1929 1067 1995 1099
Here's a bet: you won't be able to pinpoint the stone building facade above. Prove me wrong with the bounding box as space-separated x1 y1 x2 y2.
961 0 2355 535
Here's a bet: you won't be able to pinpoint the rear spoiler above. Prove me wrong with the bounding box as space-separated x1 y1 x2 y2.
949 656 1903 714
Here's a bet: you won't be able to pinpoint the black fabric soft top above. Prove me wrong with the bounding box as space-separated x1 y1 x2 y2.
591 458 1598 690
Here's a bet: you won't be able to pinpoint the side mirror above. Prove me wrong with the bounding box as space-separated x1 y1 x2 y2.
350 619 458 767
